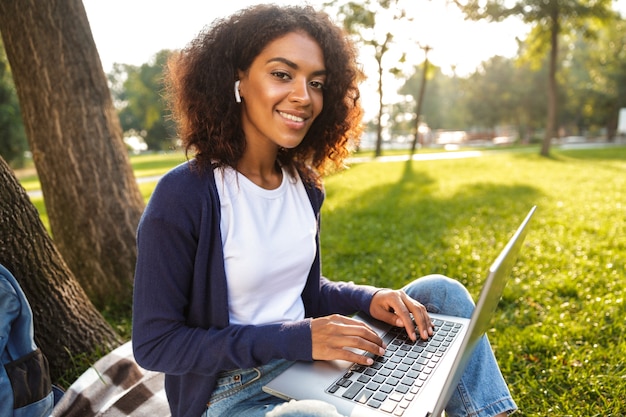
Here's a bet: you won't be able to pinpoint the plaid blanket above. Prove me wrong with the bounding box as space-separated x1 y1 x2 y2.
50 342 170 417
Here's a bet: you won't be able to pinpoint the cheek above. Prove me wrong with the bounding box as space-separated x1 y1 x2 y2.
313 94 324 117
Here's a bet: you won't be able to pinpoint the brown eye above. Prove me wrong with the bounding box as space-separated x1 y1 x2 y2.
309 80 325 90
271 70 291 81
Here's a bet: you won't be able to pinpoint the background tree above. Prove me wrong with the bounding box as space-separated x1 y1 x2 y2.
0 41 27 168
0 0 145 308
562 14 626 139
108 49 177 151
452 0 614 156
464 56 519 134
397 65 469 133
329 0 406 157
409 45 432 154
0 155 121 384
508 57 550 143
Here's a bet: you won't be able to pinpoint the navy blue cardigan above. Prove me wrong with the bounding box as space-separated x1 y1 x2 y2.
132 161 378 417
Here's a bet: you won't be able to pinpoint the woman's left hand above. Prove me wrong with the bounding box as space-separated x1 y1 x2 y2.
369 289 434 341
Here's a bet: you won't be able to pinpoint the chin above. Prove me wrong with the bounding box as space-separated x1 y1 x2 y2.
278 137 306 150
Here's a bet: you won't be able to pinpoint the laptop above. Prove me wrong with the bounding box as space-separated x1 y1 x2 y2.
263 206 536 417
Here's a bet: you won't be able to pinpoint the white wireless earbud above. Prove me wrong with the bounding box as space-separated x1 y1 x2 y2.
234 80 241 103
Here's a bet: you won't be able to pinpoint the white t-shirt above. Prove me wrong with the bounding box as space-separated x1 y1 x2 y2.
214 166 317 325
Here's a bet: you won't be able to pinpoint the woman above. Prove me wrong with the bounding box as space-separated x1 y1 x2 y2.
132 4 517 417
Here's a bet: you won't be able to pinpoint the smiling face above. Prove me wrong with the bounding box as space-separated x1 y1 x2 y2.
237 31 326 152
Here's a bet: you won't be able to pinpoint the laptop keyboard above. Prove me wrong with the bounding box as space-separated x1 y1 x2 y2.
325 318 463 416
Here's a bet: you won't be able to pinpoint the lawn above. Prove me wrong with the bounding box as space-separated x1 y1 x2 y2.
21 145 626 415
320 146 625 416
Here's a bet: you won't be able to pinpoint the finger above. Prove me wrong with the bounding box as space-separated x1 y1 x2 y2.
311 316 385 362
343 334 385 362
333 346 379 366
404 298 434 340
370 290 409 328
387 298 418 341
372 307 405 330
340 321 386 352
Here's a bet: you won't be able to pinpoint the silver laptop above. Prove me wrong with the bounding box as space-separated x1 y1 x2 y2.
263 206 536 417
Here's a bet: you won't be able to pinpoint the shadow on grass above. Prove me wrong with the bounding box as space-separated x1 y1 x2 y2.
321 159 541 294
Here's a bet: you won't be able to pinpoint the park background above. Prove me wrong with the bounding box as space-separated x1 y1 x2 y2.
1 0 626 416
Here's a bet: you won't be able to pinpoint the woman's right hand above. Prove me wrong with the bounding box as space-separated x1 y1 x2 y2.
311 314 386 366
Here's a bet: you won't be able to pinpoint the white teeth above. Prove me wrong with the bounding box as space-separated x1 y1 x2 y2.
279 111 304 122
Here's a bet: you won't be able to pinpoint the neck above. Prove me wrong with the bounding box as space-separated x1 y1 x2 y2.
236 149 282 190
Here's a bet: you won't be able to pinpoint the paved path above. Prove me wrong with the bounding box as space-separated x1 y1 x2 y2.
347 150 482 164
24 140 626 199
25 150 484 199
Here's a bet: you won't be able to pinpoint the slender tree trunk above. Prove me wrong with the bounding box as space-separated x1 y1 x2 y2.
375 55 384 158
373 35 392 158
0 0 145 308
410 46 431 155
0 156 122 384
542 12 559 157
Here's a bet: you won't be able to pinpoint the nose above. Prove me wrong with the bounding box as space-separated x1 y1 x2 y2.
289 78 311 105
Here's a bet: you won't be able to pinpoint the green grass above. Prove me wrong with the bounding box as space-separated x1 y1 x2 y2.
20 145 626 415
321 147 625 416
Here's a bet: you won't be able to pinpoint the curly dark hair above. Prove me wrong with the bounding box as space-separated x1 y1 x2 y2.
165 4 364 184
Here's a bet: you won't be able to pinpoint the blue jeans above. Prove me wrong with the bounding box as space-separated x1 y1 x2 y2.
202 275 517 417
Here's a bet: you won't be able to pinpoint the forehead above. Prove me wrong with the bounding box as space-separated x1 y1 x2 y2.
255 31 325 70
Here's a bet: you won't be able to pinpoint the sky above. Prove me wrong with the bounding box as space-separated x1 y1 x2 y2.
83 0 529 75
83 0 626 117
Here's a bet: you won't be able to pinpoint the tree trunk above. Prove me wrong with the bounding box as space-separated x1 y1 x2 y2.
0 156 122 384
541 12 559 157
375 54 384 158
410 46 431 155
0 0 145 308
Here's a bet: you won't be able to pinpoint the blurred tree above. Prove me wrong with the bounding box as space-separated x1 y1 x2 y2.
0 41 27 168
0 155 121 384
409 45 432 154
464 56 517 133
328 0 407 157
453 0 614 156
562 15 626 139
108 49 177 151
0 0 145 308
397 55 548 144
510 57 550 143
395 61 455 142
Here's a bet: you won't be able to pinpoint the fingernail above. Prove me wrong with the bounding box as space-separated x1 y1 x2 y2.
366 357 374 365
379 347 385 356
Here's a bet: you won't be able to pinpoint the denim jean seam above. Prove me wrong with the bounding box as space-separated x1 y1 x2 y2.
456 380 517 417
455 378 475 416
207 367 262 405
471 397 518 417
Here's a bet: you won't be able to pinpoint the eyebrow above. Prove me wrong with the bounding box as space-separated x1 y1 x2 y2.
267 57 327 77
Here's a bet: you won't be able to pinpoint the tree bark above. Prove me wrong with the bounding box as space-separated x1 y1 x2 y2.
0 156 122 384
541 11 560 157
0 0 145 307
